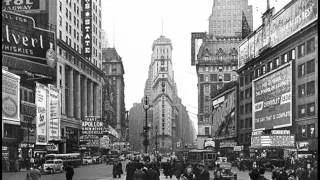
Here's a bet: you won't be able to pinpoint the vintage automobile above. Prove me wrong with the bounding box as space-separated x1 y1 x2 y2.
43 159 64 174
82 156 93 165
221 168 237 180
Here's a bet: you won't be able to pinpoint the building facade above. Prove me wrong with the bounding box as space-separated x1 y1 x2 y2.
191 0 252 149
102 48 126 139
129 35 195 153
237 0 318 157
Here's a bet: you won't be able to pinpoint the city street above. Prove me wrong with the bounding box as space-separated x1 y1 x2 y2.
3 162 272 180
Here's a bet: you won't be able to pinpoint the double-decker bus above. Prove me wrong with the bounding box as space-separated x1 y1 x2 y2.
187 149 217 169
45 153 82 167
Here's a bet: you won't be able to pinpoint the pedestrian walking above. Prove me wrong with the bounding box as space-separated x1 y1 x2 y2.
117 161 123 178
146 163 160 180
180 165 196 180
65 163 74 180
257 168 268 180
196 162 210 180
30 157 35 168
26 167 41 180
213 164 223 180
113 161 119 178
174 160 184 180
277 168 289 180
132 163 146 180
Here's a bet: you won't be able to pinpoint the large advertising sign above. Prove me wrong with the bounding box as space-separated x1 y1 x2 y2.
212 90 236 138
83 0 92 61
251 135 295 148
35 82 48 145
48 85 60 141
2 0 42 11
80 116 104 147
2 69 20 125
238 0 318 69
252 62 292 131
2 10 56 65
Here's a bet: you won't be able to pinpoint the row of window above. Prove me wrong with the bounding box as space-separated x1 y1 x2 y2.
199 66 237 72
297 37 316 58
297 59 315 78
297 124 316 138
298 102 315 118
239 103 252 115
20 87 34 103
239 88 252 101
239 118 252 129
298 80 315 98
199 74 236 82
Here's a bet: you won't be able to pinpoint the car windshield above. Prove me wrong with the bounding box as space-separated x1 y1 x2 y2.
45 160 54 164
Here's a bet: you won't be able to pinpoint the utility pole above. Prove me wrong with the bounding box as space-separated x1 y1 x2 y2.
143 96 150 153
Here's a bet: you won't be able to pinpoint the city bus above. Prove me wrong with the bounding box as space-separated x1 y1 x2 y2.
187 149 217 169
45 153 82 167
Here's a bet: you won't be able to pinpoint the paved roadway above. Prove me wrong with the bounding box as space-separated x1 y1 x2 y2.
2 162 272 180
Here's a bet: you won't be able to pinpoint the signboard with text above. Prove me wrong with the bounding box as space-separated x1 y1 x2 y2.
80 116 104 147
35 82 48 145
48 85 60 141
251 134 295 148
82 0 92 61
2 0 42 11
2 10 56 65
238 0 318 69
252 62 292 131
2 69 20 125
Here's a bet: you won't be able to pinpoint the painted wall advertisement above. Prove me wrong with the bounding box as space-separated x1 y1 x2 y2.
212 90 236 138
252 63 292 131
238 0 318 69
2 10 56 64
48 84 60 141
2 69 20 125
35 82 48 145
82 0 92 61
80 116 104 147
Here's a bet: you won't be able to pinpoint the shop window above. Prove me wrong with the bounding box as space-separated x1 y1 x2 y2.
298 63 305 78
306 81 315 96
298 43 305 58
306 59 315 74
298 84 305 97
306 102 315 116
298 104 306 118
306 37 315 54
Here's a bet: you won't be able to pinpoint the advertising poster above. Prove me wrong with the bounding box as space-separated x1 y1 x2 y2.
252 62 292 131
80 116 104 147
48 84 60 141
212 90 236 138
2 0 43 11
2 69 20 125
35 82 48 145
248 35 255 59
254 29 263 58
238 41 249 69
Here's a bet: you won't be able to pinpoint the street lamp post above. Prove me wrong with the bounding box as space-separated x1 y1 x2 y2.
143 96 150 153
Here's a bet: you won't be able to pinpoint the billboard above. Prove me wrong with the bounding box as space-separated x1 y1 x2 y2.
83 0 92 61
35 82 48 145
48 85 60 141
2 69 20 125
252 62 292 131
251 134 295 148
212 90 236 138
2 0 43 11
238 0 318 69
80 116 104 147
2 11 56 65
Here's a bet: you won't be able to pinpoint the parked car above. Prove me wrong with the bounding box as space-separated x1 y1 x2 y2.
43 159 64 174
82 156 93 165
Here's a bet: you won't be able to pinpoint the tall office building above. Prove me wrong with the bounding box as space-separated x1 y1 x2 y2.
128 35 195 153
102 48 126 139
47 0 104 153
191 0 253 149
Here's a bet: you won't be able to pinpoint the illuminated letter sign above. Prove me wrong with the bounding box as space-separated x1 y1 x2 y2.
82 0 92 61
2 0 40 11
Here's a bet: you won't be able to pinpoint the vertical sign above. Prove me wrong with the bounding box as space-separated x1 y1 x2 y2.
2 69 20 125
48 84 60 141
83 0 92 61
36 82 48 145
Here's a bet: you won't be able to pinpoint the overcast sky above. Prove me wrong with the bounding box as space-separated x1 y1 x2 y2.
101 0 291 133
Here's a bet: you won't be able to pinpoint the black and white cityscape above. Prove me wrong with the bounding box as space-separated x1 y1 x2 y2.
2 0 318 180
